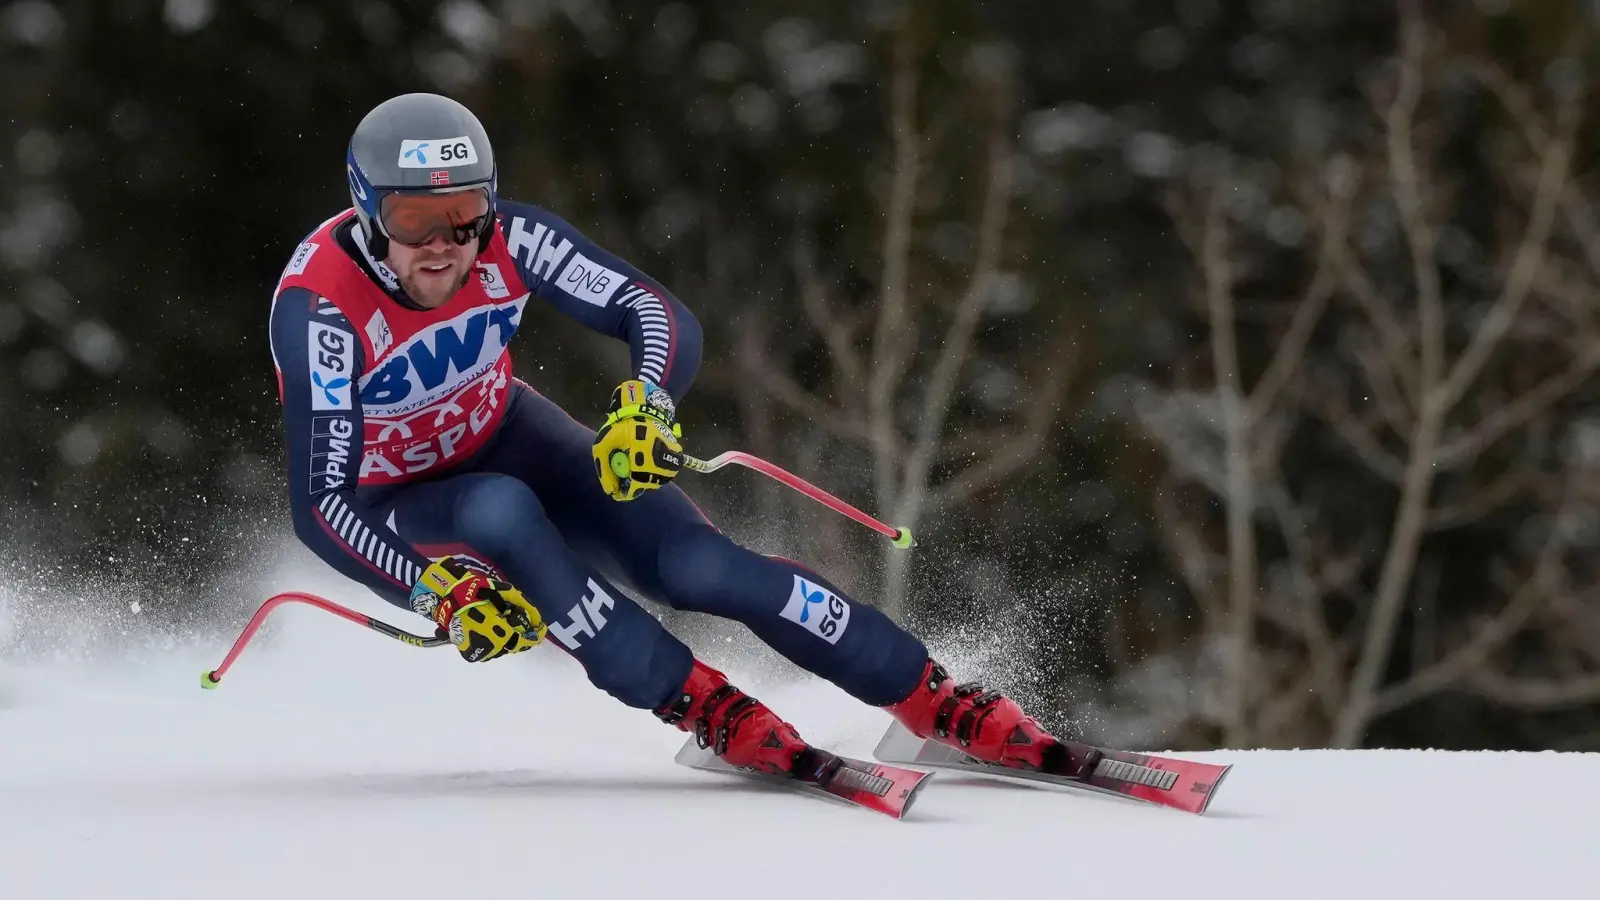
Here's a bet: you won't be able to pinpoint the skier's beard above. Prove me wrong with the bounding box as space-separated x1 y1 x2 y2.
398 260 473 309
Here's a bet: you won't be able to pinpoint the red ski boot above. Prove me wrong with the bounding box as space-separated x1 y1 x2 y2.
655 660 813 777
884 658 1094 776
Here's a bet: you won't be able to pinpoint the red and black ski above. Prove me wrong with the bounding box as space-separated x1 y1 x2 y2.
674 737 933 819
872 721 1230 815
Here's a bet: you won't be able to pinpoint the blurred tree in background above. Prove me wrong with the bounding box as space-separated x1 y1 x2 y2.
0 0 1595 751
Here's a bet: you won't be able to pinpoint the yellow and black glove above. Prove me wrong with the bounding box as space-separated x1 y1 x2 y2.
409 557 546 663
592 378 684 501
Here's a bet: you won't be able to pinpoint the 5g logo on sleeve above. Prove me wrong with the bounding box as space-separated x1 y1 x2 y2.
308 322 354 410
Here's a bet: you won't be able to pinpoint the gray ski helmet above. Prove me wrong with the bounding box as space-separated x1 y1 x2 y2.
345 92 498 258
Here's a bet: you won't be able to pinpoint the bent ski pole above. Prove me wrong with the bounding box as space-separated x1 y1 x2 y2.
681 451 914 549
201 591 448 689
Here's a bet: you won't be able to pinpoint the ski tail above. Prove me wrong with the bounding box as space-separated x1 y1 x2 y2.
674 737 933 819
872 721 1230 815
1083 749 1231 814
809 754 933 818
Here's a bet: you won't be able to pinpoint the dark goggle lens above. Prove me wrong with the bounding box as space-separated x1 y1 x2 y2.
379 188 492 246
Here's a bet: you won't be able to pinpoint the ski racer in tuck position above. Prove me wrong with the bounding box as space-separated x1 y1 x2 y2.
268 92 1067 779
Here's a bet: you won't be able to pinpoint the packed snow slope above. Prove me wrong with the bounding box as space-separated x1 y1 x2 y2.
1 588 1594 900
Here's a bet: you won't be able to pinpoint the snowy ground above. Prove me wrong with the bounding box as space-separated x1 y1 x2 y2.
1 587 1596 900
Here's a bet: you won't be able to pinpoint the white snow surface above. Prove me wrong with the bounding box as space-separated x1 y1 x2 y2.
1 589 1595 900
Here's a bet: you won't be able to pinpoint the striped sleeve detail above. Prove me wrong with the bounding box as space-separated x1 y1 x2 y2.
318 493 421 586
617 285 673 385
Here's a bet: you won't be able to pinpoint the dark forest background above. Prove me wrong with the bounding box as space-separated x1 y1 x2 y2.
2 0 1597 751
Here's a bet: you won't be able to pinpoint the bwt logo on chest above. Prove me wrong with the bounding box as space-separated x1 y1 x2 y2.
360 300 526 409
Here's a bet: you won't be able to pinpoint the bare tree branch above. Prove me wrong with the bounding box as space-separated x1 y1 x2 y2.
1332 247 1421 408
1409 553 1442 673
737 330 879 445
1333 7 1451 747
866 24 922 504
930 342 1073 509
1425 468 1536 530
872 68 1019 619
1347 336 1417 441
899 75 1015 524
1150 475 1225 624
1310 386 1410 483
1197 188 1261 747
1558 192 1600 278
1433 348 1600 469
1433 92 1578 411
1546 590 1600 655
792 228 864 386
1535 264 1600 337
1469 61 1550 149
1248 192 1345 422
1472 670 1600 710
1253 664 1332 746
1387 10 1446 400
938 423 1035 460
1261 484 1362 720
1370 490 1572 718
1472 60 1600 280
729 312 788 541
1151 5 1597 751
1253 411 1300 478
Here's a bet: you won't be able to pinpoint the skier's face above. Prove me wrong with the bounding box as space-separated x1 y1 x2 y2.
388 234 475 308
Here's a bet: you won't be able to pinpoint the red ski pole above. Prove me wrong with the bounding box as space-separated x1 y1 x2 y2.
681 451 914 550
201 591 448 689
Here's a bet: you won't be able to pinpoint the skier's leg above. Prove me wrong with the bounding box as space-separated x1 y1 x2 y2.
628 501 1063 769
650 522 1064 769
380 472 692 712
375 390 813 776
476 384 1068 772
479 387 927 707
654 524 931 706
502 386 1074 769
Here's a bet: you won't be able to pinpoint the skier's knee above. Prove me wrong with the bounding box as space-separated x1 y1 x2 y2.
655 524 738 614
448 474 549 570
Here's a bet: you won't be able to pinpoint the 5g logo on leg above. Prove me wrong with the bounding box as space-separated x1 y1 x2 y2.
781 576 851 644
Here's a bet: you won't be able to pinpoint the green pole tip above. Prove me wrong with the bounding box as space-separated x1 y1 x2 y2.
891 527 914 549
201 670 222 690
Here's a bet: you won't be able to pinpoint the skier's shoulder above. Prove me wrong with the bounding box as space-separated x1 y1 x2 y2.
274 209 357 288
267 233 364 374
494 197 574 235
495 197 603 257
272 209 390 321
493 198 640 308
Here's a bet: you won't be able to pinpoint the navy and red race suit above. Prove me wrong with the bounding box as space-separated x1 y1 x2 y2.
267 202 926 710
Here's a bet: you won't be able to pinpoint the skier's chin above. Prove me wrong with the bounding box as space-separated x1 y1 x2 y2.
401 266 470 309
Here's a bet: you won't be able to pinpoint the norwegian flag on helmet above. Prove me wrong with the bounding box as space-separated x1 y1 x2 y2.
429 170 450 185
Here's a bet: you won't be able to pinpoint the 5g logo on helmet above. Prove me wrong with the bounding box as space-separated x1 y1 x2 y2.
397 137 479 168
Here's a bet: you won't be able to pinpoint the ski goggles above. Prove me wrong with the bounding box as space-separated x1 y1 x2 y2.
377 186 493 247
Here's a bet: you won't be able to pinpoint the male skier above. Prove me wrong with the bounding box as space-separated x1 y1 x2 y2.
268 92 1068 778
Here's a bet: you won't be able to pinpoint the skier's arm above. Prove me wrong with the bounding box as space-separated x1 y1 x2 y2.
269 286 433 610
498 200 703 401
